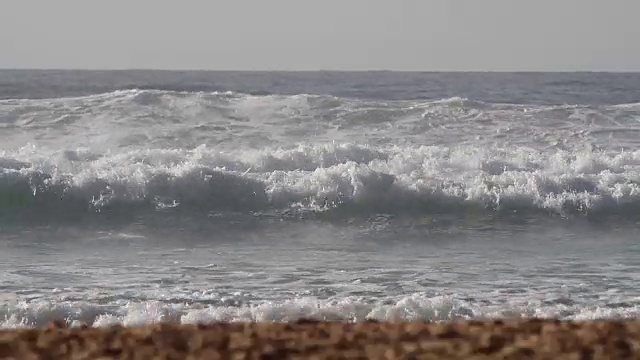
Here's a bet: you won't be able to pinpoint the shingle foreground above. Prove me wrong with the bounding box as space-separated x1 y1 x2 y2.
1 319 639 359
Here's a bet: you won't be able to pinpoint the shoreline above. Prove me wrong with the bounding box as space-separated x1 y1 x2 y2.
1 320 638 359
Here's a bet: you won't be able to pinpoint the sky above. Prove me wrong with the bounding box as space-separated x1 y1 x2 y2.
1 0 639 71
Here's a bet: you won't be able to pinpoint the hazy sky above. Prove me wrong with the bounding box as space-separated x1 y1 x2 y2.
1 0 639 71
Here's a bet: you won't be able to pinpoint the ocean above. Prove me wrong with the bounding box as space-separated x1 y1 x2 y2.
1 70 640 328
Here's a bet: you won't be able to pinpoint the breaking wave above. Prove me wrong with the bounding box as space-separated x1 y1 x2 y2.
2 293 638 329
2 89 640 225
2 143 640 224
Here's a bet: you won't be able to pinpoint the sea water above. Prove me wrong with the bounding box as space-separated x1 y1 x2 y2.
1 70 640 328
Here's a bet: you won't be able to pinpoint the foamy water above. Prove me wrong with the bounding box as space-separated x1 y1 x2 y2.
1 71 640 328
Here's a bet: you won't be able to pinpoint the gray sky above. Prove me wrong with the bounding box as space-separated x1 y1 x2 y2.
1 0 639 71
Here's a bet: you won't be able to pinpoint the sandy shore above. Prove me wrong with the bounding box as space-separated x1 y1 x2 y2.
1 320 639 359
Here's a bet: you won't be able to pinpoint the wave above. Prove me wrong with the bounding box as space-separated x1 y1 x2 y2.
2 89 639 148
2 88 640 225
4 87 640 108
4 87 640 106
2 294 638 329
3 89 640 151
2 143 640 225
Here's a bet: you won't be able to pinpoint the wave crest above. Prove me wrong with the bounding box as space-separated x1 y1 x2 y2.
2 144 640 224
2 293 637 329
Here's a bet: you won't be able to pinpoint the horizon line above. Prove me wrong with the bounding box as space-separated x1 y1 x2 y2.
1 68 640 74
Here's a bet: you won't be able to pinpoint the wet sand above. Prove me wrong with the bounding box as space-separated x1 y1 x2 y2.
1 320 639 359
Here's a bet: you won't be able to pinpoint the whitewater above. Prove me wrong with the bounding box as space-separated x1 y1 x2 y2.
1 70 640 328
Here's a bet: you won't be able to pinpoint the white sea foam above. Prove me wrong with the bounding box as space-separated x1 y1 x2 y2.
1 142 640 222
2 293 639 329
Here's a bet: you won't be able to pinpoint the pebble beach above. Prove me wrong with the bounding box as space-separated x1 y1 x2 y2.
1 320 639 359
